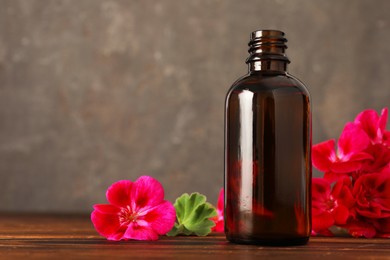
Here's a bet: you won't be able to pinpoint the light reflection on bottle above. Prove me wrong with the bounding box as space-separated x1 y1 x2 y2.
238 90 254 213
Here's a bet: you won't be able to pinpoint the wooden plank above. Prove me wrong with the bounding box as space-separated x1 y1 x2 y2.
0 214 389 259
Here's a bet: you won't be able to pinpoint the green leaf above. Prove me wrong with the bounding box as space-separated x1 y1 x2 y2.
167 192 217 236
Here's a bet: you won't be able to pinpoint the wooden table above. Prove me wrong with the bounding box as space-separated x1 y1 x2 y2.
0 214 389 259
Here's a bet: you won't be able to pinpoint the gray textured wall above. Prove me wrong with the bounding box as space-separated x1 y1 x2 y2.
0 0 389 212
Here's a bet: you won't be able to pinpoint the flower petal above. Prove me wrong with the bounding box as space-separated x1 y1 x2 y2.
354 108 389 145
323 171 344 182
337 184 355 209
141 200 176 235
211 188 225 232
330 160 363 173
131 176 165 210
333 205 349 225
378 108 388 135
217 188 224 212
312 140 335 172
312 178 331 202
312 212 334 231
354 109 380 141
123 221 159 241
106 180 133 208
91 210 122 240
211 216 224 232
93 204 121 214
338 123 370 156
361 144 390 172
383 131 390 147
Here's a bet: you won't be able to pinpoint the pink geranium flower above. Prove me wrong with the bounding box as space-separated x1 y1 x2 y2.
91 176 176 241
211 188 224 232
312 177 354 235
312 123 372 177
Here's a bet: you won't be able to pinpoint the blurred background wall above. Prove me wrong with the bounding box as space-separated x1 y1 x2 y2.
0 0 389 212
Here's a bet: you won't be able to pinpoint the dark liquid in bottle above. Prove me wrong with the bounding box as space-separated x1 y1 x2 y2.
225 72 311 245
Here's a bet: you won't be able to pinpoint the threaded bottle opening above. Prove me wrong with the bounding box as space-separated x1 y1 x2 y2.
246 30 290 64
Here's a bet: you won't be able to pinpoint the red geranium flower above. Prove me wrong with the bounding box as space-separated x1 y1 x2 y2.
312 107 390 238
353 171 390 219
312 123 372 176
91 176 176 241
312 177 354 235
211 188 224 232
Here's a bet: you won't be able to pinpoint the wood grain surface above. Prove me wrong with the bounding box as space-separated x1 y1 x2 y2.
1 1 390 214
0 214 389 259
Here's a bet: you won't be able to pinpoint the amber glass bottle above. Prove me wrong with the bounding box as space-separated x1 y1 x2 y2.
224 30 311 245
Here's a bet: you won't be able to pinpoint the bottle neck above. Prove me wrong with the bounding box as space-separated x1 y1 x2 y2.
246 30 290 74
248 60 288 73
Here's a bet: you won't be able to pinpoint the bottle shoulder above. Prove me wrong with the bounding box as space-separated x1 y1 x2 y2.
226 72 310 98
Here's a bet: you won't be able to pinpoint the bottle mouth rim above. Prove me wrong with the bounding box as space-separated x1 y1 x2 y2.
250 30 286 41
